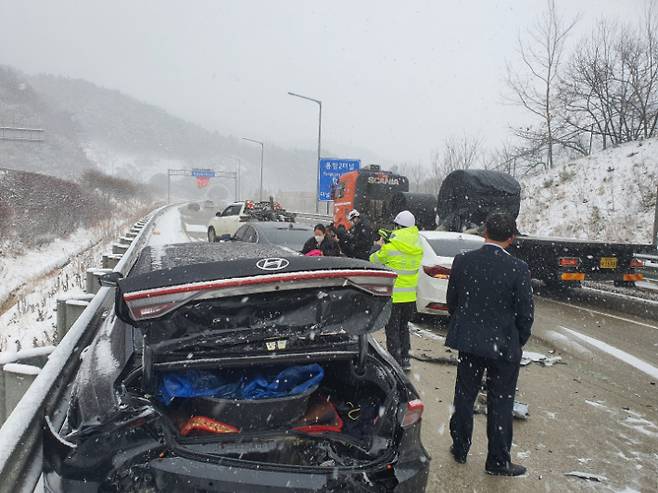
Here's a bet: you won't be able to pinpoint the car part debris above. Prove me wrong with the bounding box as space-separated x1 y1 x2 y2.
474 393 529 420
564 471 608 482
521 351 563 367
411 352 457 365
513 401 529 420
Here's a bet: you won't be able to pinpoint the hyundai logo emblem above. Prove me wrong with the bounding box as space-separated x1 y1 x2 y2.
256 258 290 271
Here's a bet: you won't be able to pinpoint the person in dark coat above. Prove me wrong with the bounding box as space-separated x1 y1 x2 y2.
341 210 374 260
446 212 534 476
301 224 341 256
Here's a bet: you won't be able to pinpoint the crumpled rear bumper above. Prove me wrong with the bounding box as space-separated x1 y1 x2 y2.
45 453 429 492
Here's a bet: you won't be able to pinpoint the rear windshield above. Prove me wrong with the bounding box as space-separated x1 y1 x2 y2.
143 287 390 348
261 228 313 250
426 237 483 257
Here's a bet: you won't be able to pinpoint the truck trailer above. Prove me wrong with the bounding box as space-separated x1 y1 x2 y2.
436 169 651 288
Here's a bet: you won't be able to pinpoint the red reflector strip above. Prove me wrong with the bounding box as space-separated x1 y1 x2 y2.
559 257 580 267
623 274 644 282
426 302 449 311
124 270 397 301
560 273 585 281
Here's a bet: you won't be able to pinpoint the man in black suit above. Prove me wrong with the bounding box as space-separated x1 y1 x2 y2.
446 212 534 476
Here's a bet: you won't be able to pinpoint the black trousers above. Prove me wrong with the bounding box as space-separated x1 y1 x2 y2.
385 302 413 364
449 352 520 468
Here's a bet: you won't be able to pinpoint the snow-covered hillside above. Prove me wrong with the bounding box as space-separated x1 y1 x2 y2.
517 139 657 244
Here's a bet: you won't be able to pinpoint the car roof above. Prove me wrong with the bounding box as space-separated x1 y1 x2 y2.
246 222 313 231
419 230 484 241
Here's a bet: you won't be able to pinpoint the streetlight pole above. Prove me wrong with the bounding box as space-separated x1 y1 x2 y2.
235 158 241 201
288 91 322 214
241 138 264 201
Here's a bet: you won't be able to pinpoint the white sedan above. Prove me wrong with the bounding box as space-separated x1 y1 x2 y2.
416 231 484 318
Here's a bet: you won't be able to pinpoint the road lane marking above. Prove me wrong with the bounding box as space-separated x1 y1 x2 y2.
540 297 658 331
561 327 658 380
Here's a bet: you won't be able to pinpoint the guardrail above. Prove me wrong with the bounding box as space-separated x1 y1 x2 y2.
635 253 658 287
0 205 167 493
292 211 332 223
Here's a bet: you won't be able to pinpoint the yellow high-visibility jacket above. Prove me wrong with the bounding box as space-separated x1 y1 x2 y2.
369 226 423 303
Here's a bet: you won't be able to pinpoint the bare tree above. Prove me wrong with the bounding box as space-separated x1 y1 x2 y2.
423 135 483 192
506 0 578 169
562 9 658 148
397 162 427 192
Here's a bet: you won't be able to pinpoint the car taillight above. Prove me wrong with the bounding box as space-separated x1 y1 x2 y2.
630 258 645 269
558 257 580 267
401 399 424 428
423 265 451 279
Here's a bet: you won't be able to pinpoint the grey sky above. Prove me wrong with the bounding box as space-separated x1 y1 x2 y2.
0 0 645 165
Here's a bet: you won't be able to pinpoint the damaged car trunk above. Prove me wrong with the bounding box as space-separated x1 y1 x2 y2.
44 245 429 492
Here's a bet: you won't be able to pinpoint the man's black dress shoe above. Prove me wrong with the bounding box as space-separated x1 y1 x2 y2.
485 462 527 476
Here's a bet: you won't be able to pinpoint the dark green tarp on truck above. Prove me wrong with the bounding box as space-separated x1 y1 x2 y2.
437 169 521 232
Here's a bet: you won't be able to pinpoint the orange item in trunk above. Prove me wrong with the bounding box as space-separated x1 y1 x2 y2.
292 398 343 433
180 416 239 436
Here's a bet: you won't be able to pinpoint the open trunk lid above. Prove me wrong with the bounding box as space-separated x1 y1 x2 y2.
114 254 396 386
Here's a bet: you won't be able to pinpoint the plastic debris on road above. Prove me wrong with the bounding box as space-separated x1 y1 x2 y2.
521 350 563 367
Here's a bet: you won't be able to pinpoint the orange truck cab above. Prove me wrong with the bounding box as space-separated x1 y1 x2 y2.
332 165 409 231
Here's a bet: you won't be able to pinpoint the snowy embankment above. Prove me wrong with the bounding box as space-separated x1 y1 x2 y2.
0 228 97 307
0 205 203 351
0 215 141 351
517 138 657 244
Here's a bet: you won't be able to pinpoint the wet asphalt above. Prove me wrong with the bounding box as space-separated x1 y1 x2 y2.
404 296 658 493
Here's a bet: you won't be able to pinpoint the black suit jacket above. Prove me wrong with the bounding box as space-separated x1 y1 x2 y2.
446 244 534 362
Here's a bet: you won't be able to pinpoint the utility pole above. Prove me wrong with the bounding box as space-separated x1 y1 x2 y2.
288 91 322 213
653 184 658 247
235 158 241 201
242 138 264 201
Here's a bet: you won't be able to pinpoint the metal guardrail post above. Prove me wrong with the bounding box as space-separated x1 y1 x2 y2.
2 364 40 421
111 242 129 255
0 348 55 425
101 253 123 269
85 268 113 295
55 294 94 343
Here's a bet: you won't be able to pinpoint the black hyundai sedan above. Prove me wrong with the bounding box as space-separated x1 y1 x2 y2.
44 243 430 492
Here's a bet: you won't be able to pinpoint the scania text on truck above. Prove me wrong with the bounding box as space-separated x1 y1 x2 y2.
332 165 409 231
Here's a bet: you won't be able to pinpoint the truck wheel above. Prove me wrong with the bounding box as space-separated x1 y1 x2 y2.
613 280 635 288
208 227 217 243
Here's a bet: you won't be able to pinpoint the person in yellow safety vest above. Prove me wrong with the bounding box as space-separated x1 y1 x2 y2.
370 210 423 371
